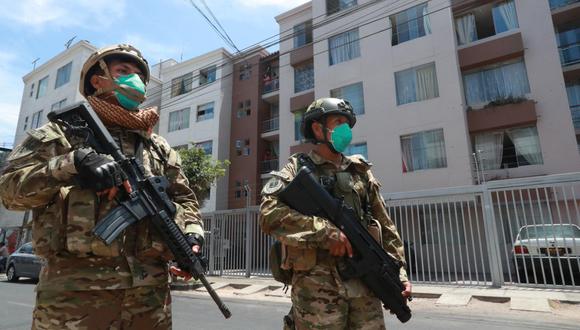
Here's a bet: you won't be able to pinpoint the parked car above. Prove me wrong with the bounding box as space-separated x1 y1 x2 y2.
512 224 580 282
5 242 43 282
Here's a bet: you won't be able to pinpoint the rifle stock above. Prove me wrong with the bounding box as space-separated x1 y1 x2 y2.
278 166 412 323
48 101 232 319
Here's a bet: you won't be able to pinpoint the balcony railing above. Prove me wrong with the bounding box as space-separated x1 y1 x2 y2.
261 159 279 174
571 105 580 130
262 78 279 94
261 117 279 133
550 0 580 10
560 42 580 66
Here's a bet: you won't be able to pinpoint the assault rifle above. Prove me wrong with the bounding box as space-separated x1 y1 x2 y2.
278 166 412 323
47 102 232 319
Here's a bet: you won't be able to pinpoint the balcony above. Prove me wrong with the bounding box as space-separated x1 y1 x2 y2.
261 159 279 174
550 0 580 10
560 42 580 67
261 117 279 133
262 78 279 94
467 99 537 134
458 31 524 71
572 105 580 131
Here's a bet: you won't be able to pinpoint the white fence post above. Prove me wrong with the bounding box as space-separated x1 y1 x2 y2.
482 188 504 287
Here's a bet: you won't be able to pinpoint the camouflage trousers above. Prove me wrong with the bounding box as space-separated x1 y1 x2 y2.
290 264 386 330
31 285 172 330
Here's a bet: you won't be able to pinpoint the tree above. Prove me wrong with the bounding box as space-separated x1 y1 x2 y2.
178 146 230 207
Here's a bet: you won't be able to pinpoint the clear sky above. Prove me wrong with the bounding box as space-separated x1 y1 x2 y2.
0 0 308 147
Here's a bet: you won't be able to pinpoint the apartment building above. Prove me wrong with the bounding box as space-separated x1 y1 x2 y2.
157 48 234 212
550 0 580 149
275 0 580 194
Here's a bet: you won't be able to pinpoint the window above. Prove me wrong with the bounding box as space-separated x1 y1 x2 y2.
199 66 217 85
401 129 447 172
556 21 580 67
197 102 214 122
330 82 365 115
550 0 580 10
391 3 431 46
327 0 357 15
294 62 314 93
473 126 543 170
344 142 368 160
195 140 213 155
50 98 67 111
463 59 530 106
171 73 193 97
329 29 360 65
31 110 43 129
55 62 72 88
239 63 251 80
294 110 305 141
168 108 190 132
173 144 189 151
567 82 580 129
29 83 34 98
36 76 49 99
395 62 439 105
294 20 313 48
23 116 28 131
235 139 250 156
454 0 519 46
237 100 251 118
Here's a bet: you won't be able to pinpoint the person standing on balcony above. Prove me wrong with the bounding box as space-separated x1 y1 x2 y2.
259 97 412 329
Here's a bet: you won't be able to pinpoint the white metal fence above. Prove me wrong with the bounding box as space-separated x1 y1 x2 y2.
200 173 580 290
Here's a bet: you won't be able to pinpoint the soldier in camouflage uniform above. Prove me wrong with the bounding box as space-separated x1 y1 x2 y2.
0 44 204 329
260 98 412 330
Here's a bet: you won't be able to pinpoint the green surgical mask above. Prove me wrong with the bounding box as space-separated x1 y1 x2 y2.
114 73 146 110
330 123 352 153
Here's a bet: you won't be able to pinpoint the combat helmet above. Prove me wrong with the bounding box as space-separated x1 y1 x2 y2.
79 44 150 98
301 97 356 144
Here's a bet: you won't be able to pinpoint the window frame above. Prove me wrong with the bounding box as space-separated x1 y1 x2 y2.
395 62 439 105
400 128 447 173
36 76 49 99
55 62 73 89
330 82 365 115
171 73 193 98
199 65 217 85
168 108 191 132
196 102 215 122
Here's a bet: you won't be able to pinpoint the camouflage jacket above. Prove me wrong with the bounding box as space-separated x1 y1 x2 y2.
260 150 408 282
0 122 203 291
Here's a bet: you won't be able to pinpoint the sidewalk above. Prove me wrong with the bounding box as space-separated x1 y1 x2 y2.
171 276 580 314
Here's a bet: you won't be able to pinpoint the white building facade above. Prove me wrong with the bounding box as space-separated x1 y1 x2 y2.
157 48 234 212
276 0 580 193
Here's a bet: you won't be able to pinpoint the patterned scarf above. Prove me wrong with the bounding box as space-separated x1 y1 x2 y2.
87 96 159 132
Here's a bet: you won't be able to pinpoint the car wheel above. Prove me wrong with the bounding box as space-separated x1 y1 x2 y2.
6 264 19 282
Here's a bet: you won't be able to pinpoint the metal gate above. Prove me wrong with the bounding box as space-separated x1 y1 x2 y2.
385 173 580 289
201 173 580 290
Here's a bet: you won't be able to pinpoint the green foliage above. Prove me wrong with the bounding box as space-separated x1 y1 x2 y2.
178 146 230 206
484 96 528 109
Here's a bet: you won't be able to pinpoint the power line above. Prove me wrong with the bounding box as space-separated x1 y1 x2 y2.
147 0 467 112
141 0 433 107
186 0 240 52
199 0 240 53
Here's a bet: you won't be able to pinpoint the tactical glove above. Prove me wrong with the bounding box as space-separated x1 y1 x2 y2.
186 233 205 250
74 148 128 192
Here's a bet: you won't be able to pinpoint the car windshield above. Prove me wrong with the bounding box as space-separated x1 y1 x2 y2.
519 225 580 239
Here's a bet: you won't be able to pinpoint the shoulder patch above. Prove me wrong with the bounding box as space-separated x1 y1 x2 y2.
262 176 285 195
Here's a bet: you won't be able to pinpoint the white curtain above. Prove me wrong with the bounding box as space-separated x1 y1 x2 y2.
422 5 432 35
474 132 504 170
463 60 530 106
417 64 439 101
506 127 543 165
493 0 519 33
455 14 477 45
401 130 446 172
329 29 360 65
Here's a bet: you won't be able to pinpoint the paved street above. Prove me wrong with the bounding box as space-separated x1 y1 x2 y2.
1 278 579 330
